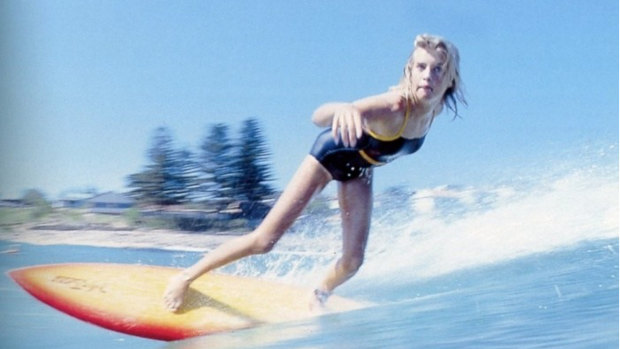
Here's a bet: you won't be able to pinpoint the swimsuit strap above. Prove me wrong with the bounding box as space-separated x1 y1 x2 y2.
365 98 410 142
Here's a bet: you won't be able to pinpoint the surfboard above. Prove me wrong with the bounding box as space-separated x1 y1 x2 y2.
8 263 364 341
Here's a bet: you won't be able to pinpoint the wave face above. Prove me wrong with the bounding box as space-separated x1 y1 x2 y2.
220 142 618 293
178 141 618 349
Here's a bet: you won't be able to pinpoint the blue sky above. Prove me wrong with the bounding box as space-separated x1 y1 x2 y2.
1 0 618 199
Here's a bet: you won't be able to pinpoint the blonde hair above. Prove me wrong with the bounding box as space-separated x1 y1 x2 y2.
396 34 467 118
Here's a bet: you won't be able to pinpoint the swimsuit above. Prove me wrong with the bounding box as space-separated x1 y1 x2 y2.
309 106 426 182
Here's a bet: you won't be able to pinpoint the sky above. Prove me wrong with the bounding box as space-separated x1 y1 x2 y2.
1 0 618 199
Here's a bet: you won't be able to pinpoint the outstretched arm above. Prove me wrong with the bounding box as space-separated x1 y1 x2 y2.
311 91 406 147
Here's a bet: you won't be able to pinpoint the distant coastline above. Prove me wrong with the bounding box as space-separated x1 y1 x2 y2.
0 226 237 253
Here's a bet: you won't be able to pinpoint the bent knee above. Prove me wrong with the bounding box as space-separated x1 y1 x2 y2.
250 233 279 254
339 255 364 275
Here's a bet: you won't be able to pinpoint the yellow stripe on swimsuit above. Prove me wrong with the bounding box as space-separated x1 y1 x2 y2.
358 99 411 165
309 98 425 182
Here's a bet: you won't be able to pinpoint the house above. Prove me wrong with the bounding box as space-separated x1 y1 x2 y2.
55 192 93 209
85 192 134 214
0 199 24 208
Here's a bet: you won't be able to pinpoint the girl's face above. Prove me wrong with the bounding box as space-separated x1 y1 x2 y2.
411 48 450 104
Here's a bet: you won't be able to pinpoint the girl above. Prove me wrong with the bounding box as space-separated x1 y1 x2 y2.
164 34 466 311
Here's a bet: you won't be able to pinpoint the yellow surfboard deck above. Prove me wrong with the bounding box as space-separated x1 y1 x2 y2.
9 263 364 341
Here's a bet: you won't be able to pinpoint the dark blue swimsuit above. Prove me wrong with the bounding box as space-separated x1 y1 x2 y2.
309 128 425 182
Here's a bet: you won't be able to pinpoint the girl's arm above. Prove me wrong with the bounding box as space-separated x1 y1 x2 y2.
311 91 406 147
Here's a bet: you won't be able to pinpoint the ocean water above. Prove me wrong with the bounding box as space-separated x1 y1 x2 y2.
0 143 618 348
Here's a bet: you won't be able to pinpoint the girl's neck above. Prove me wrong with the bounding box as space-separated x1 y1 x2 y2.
410 97 440 120
401 97 440 139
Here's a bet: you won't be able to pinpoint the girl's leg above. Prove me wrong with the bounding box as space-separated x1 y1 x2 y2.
311 170 373 307
164 156 331 312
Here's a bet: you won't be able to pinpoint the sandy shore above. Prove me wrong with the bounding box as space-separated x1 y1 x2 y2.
0 227 239 252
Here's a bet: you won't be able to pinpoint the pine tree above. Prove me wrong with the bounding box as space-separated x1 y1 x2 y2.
197 123 237 208
234 118 275 203
171 148 199 203
127 126 191 205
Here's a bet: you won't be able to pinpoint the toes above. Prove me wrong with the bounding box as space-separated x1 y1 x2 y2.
164 298 180 312
163 292 180 312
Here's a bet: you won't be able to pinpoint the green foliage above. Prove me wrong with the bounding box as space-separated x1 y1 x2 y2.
122 207 142 227
0 207 32 226
141 216 179 231
21 189 47 206
233 118 275 202
127 127 195 206
127 119 276 217
197 123 237 207
21 189 52 219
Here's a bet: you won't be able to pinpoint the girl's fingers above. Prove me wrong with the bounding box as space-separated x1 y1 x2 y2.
340 114 351 147
354 112 363 139
331 106 363 147
332 115 340 145
347 112 357 147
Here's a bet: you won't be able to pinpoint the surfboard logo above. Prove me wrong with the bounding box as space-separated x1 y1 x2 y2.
51 275 107 294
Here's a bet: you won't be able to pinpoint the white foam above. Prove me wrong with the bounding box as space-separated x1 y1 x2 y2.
359 162 618 282
224 143 619 287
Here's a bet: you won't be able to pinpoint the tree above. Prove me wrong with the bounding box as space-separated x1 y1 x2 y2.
126 119 277 214
21 189 52 218
233 118 275 202
197 123 237 207
21 189 49 207
127 127 192 205
170 148 199 203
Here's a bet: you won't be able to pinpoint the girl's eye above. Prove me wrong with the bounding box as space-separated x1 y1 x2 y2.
416 63 426 71
432 66 443 74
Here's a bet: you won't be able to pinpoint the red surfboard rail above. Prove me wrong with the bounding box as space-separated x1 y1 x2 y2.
8 263 365 341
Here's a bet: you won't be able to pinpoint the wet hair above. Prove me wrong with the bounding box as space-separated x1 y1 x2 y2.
397 34 467 118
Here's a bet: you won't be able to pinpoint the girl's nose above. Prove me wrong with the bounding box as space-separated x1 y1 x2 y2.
422 68 431 79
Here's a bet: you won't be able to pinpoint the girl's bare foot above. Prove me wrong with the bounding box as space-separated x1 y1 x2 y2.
308 288 331 313
163 272 191 312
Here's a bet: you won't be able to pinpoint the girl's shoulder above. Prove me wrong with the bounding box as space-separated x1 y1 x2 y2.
382 88 408 110
362 91 409 138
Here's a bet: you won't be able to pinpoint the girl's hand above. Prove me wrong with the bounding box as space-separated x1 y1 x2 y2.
331 104 364 147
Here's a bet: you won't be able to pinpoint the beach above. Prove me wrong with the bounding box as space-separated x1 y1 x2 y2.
0 226 237 253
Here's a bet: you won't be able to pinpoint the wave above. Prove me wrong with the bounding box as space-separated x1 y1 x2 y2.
220 142 618 288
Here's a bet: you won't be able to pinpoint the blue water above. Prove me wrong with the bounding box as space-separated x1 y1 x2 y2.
1 143 618 348
0 239 617 349
172 240 619 349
